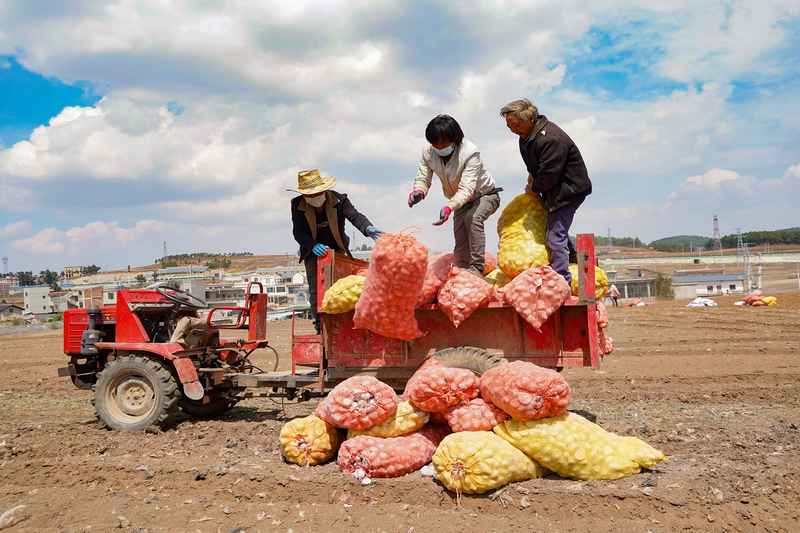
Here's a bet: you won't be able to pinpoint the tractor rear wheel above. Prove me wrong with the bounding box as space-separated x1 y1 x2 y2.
180 394 239 418
93 354 179 431
432 346 506 375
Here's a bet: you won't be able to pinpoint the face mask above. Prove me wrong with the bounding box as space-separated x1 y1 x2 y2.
305 194 326 208
432 144 454 157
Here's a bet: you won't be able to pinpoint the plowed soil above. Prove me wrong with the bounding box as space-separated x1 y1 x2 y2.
2 294 799 532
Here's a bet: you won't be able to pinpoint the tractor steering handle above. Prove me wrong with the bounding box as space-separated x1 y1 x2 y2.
156 286 207 310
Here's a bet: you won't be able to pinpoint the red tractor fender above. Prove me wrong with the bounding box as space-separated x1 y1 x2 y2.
96 342 205 400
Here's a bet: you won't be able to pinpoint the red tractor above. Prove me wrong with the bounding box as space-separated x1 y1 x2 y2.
60 234 606 430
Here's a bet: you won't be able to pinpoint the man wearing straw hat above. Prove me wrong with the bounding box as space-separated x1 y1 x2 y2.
290 169 382 333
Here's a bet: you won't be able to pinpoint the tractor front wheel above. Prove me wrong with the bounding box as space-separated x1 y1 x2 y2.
93 354 179 431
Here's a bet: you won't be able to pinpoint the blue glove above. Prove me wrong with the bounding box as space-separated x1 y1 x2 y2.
365 226 383 241
312 243 329 256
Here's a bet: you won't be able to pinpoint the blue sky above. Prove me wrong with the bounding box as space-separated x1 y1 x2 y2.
1 1 799 272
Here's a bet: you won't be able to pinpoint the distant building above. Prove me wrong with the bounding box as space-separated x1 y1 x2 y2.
0 303 24 320
0 276 19 294
63 266 84 279
671 272 747 299
23 286 55 315
604 267 658 300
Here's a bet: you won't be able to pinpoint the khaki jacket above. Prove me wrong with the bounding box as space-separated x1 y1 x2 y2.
413 139 496 210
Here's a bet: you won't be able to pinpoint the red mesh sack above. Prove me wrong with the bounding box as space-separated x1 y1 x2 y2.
314 376 398 430
355 268 369 277
483 252 497 275
429 410 448 425
401 357 442 399
406 365 479 413
417 253 454 306
444 397 509 432
501 266 570 330
337 425 450 478
353 233 428 340
437 267 493 327
598 328 614 355
596 301 609 328
480 361 571 421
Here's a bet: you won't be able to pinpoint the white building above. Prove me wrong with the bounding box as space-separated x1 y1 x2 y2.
23 286 55 315
671 272 747 299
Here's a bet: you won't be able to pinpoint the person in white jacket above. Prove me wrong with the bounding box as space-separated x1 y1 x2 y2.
408 115 501 275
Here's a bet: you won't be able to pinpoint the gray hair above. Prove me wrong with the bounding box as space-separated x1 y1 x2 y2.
499 99 538 123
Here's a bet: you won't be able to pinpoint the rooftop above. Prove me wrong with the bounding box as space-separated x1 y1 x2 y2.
672 273 747 284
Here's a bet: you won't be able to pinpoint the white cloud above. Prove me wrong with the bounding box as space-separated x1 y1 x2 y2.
0 220 32 239
785 163 800 179
11 220 164 256
682 168 745 191
654 1 800 82
12 228 65 254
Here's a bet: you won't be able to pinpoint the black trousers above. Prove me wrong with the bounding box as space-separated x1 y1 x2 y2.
303 255 320 330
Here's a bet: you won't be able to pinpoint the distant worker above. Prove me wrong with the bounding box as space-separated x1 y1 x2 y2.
408 114 501 275
500 99 592 286
609 284 620 307
290 169 382 333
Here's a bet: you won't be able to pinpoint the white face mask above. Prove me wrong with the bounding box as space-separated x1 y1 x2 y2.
432 144 454 157
305 194 326 208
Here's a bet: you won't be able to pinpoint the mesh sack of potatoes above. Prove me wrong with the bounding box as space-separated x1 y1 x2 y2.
337 425 450 478
598 327 614 355
347 400 430 438
432 431 545 495
484 268 512 288
480 360 571 421
483 251 498 275
494 412 666 481
314 375 398 430
321 275 366 313
280 415 340 466
443 397 509 432
417 253 455 306
596 301 609 328
500 266 571 330
437 267 494 327
497 194 549 278
353 233 428 340
568 264 609 300
405 365 480 413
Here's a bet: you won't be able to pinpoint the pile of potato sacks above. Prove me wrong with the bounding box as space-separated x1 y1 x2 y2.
280 359 666 496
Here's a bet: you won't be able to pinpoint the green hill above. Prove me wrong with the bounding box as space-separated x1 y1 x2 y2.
720 227 800 248
649 235 711 252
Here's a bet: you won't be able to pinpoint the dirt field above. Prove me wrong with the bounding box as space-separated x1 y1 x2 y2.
2 295 799 532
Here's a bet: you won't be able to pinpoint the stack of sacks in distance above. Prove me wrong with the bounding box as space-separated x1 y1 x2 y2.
738 290 778 307
321 194 612 344
279 359 666 495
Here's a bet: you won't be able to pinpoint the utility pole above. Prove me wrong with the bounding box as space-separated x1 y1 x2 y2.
712 214 722 255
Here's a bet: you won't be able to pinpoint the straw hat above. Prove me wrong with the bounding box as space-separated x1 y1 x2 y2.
291 169 337 195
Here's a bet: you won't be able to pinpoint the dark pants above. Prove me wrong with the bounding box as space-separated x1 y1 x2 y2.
303 255 320 333
546 200 582 286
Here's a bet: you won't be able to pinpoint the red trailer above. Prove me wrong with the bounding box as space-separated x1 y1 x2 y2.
59 234 604 430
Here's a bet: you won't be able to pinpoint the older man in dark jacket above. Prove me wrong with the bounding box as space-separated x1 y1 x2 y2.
500 99 592 285
290 169 381 332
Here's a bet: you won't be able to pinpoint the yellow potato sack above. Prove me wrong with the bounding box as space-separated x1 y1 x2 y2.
569 264 610 299
321 275 365 314
347 401 430 438
484 268 512 288
494 413 666 481
497 194 549 278
280 415 340 466
432 431 545 495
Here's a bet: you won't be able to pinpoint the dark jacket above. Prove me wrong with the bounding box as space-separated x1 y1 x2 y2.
519 115 592 212
291 190 373 262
